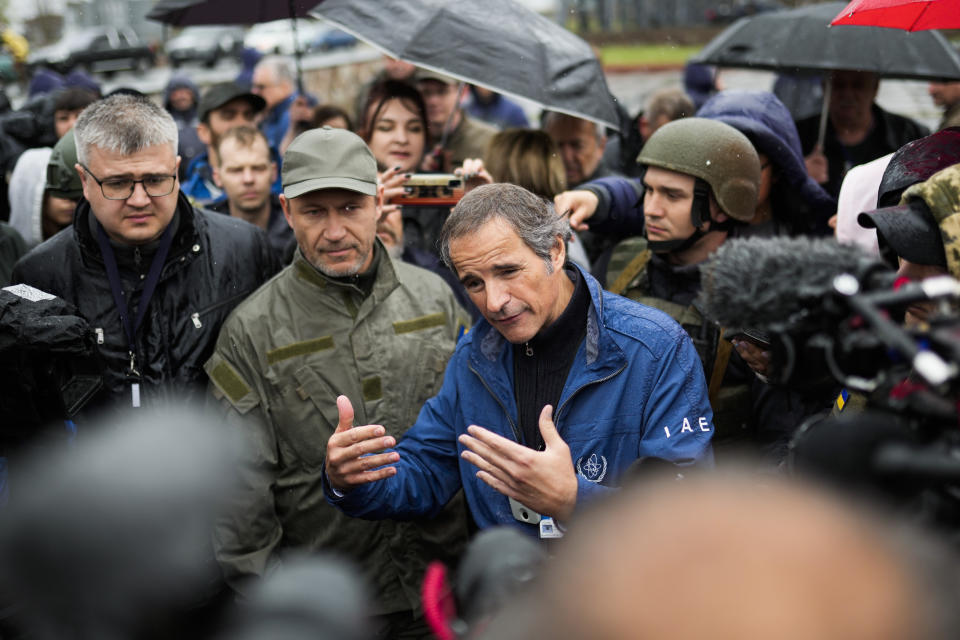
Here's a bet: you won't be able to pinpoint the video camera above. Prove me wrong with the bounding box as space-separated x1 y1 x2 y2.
699 237 960 529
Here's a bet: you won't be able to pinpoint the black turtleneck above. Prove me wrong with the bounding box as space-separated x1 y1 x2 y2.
512 264 590 450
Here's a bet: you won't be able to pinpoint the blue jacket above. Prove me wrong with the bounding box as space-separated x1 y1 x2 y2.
260 93 295 152
181 152 221 206
465 88 530 130
328 267 714 535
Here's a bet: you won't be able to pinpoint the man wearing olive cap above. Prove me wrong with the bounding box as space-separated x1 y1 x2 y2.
205 126 471 638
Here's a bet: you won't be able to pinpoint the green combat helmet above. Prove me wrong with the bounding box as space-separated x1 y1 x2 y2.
46 128 84 201
637 118 761 252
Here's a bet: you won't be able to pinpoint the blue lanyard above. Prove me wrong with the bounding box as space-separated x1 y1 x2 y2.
94 221 175 379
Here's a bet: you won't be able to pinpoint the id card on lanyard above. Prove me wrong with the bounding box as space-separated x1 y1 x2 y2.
95 222 175 408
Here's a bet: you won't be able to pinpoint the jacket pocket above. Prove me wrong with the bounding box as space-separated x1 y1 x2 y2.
269 365 342 469
399 341 452 428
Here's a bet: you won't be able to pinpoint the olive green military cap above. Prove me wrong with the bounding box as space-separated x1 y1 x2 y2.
281 126 378 199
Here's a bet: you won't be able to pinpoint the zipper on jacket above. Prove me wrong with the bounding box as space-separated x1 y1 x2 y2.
191 312 202 329
95 327 104 344
554 363 627 426
468 363 522 443
193 288 256 318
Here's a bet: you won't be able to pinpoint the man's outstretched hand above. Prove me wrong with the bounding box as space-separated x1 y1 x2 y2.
459 405 578 521
325 395 400 492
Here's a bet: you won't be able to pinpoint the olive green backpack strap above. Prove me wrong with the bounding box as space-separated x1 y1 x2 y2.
708 328 733 408
606 236 651 296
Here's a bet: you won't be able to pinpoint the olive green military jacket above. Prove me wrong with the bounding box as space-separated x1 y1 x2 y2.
205 247 471 615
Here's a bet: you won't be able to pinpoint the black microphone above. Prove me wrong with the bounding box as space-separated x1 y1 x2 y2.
698 237 959 387
697 236 887 330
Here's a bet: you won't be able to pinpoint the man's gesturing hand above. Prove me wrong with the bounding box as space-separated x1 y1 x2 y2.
553 189 599 232
459 405 578 521
325 395 400 492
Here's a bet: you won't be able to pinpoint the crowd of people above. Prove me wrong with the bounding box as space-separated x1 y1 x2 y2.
1 45 960 639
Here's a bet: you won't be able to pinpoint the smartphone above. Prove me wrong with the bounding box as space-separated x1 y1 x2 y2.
725 327 772 349
390 174 464 206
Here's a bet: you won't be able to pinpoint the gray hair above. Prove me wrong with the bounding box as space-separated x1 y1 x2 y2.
542 111 606 145
645 87 695 123
439 183 571 272
255 55 295 87
74 95 178 165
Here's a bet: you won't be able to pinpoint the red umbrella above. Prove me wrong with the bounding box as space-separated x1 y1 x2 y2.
831 0 960 31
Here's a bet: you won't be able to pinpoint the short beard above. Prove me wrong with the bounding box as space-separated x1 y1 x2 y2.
309 248 369 278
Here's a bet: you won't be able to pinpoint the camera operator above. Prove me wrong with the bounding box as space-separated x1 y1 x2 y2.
857 166 959 327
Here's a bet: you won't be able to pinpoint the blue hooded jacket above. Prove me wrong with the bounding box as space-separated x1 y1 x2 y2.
580 90 837 238
326 266 714 535
697 90 836 233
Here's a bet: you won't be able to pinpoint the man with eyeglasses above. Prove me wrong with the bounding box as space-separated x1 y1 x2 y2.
11 94 279 412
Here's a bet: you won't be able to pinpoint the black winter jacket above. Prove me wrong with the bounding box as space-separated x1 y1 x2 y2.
11 193 279 408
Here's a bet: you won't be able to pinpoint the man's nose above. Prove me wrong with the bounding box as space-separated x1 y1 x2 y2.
485 280 511 313
127 181 151 207
323 214 347 240
643 192 663 217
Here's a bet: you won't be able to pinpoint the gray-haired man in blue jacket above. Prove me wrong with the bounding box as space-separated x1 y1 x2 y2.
324 183 714 537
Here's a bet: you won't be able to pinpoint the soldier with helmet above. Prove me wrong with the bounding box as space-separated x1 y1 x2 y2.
556 118 802 461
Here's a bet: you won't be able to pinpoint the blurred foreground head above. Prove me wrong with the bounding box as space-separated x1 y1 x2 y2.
0 406 243 640
220 553 370 640
481 472 960 640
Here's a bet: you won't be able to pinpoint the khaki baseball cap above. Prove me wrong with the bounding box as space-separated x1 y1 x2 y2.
281 126 378 199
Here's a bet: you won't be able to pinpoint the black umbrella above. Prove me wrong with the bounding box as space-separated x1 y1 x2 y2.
690 2 960 147
690 1 960 81
146 0 317 24
312 0 619 131
147 0 321 90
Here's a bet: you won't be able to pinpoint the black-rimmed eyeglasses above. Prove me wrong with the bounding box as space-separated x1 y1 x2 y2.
79 163 177 200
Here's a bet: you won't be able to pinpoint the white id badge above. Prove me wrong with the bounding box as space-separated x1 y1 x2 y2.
131 383 141 408
539 517 564 539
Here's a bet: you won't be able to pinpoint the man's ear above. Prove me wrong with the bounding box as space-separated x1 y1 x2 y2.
638 115 651 141
196 122 211 146
708 196 729 224
550 234 566 270
279 194 293 228
75 163 92 200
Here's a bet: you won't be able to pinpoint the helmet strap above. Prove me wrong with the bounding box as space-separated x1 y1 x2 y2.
689 178 712 228
647 227 706 253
